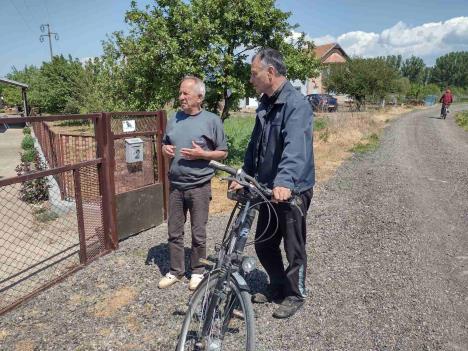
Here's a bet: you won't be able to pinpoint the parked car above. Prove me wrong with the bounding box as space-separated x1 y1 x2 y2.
306 94 338 112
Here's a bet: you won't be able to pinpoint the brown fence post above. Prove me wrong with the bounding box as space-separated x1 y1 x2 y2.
73 168 87 264
157 110 169 220
94 112 118 251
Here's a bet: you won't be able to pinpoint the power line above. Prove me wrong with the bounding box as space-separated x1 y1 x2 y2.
43 0 52 23
8 0 35 35
40 24 59 61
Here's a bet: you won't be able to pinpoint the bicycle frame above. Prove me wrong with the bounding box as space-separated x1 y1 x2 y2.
199 193 258 342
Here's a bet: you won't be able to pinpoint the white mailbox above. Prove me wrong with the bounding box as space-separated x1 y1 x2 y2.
125 138 144 163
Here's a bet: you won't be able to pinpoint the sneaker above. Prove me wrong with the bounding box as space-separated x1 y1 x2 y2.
158 273 183 289
272 296 304 319
189 273 204 291
251 284 285 304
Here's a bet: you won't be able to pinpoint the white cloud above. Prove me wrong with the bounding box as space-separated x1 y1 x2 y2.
311 16 468 64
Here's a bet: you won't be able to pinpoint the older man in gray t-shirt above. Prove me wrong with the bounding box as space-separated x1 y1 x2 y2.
158 76 228 291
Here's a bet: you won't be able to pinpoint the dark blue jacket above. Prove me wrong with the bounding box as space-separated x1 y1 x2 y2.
243 81 315 193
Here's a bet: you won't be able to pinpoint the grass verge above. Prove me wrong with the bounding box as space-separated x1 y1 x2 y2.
455 111 468 131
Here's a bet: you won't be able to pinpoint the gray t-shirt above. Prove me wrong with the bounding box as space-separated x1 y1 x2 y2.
163 110 228 190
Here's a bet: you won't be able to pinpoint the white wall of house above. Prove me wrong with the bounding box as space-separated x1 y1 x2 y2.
290 79 307 95
239 96 259 109
240 79 308 109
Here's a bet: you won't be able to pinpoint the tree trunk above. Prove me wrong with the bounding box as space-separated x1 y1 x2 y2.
221 91 230 122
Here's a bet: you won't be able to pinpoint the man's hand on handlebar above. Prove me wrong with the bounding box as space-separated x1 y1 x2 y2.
272 186 291 202
228 181 244 192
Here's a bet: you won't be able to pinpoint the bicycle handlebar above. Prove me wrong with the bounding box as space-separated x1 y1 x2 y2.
208 160 272 197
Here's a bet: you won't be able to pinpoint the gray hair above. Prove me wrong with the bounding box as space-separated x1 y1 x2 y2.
252 48 287 76
181 75 206 98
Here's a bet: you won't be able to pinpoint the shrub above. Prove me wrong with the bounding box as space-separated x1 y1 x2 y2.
15 154 49 204
21 134 35 150
23 126 31 135
21 149 37 163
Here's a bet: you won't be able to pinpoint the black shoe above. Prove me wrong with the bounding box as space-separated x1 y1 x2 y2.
251 284 285 304
272 296 304 319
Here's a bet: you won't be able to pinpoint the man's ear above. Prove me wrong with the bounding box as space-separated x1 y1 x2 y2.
267 65 276 76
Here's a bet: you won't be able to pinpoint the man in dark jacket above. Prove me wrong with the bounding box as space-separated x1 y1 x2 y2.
232 48 315 319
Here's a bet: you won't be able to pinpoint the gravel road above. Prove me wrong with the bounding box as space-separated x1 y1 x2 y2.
1 105 467 351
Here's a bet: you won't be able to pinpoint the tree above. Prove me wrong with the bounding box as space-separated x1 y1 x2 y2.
3 65 42 109
430 51 468 88
107 0 320 119
324 57 400 109
377 55 402 72
38 55 86 113
401 56 426 84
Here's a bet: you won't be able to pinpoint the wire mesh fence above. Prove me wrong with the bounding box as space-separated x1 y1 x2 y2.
0 163 105 314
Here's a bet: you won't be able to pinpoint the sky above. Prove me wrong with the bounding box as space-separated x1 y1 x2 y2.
1 0 468 77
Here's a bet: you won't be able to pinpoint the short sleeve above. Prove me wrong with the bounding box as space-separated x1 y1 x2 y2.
213 117 228 151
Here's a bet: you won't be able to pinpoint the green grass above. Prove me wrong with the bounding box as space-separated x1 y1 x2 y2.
455 111 468 131
223 115 255 167
33 207 59 223
350 133 380 153
314 118 328 131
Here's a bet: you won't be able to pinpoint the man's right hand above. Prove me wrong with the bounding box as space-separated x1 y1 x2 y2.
228 180 244 191
162 144 176 158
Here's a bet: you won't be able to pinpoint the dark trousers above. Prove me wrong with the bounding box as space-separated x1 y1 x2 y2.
168 182 211 276
254 188 313 299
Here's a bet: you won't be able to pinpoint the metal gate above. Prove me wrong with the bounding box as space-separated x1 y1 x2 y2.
0 113 117 315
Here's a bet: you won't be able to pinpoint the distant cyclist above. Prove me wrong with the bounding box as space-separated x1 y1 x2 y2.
439 88 453 119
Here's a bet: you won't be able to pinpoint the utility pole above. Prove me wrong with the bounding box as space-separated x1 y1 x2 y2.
39 24 59 61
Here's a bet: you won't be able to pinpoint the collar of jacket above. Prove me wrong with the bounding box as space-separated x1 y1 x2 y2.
258 80 295 109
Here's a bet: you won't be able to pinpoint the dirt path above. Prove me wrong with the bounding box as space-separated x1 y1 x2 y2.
0 126 23 179
0 106 467 350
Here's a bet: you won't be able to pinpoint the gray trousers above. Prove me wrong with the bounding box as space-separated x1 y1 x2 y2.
168 182 211 276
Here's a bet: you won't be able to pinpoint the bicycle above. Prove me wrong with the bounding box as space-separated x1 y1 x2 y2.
176 160 301 351
441 103 449 119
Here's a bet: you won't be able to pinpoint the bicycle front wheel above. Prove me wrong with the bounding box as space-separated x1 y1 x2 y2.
176 272 255 351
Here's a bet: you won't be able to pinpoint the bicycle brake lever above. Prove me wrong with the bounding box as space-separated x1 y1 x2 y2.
290 196 304 217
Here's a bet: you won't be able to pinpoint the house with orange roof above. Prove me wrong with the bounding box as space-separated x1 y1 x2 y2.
239 43 349 110
307 43 349 94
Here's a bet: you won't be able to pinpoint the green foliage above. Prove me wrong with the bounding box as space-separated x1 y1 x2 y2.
21 149 37 163
314 118 327 131
401 56 426 84
38 55 86 113
33 206 59 222
407 83 441 100
350 133 380 153
106 0 320 119
377 55 402 71
21 134 35 150
325 57 400 108
3 65 42 108
23 126 31 135
455 111 468 131
430 52 468 88
224 115 255 167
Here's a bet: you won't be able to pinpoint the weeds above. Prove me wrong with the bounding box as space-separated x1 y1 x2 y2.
33 206 59 223
350 133 380 153
455 111 468 131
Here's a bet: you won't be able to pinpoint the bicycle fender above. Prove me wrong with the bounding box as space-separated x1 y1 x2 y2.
231 271 250 291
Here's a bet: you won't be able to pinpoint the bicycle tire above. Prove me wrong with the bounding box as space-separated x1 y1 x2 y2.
176 272 255 351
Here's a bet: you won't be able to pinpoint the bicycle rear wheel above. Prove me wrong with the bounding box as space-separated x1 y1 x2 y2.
176 272 255 351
